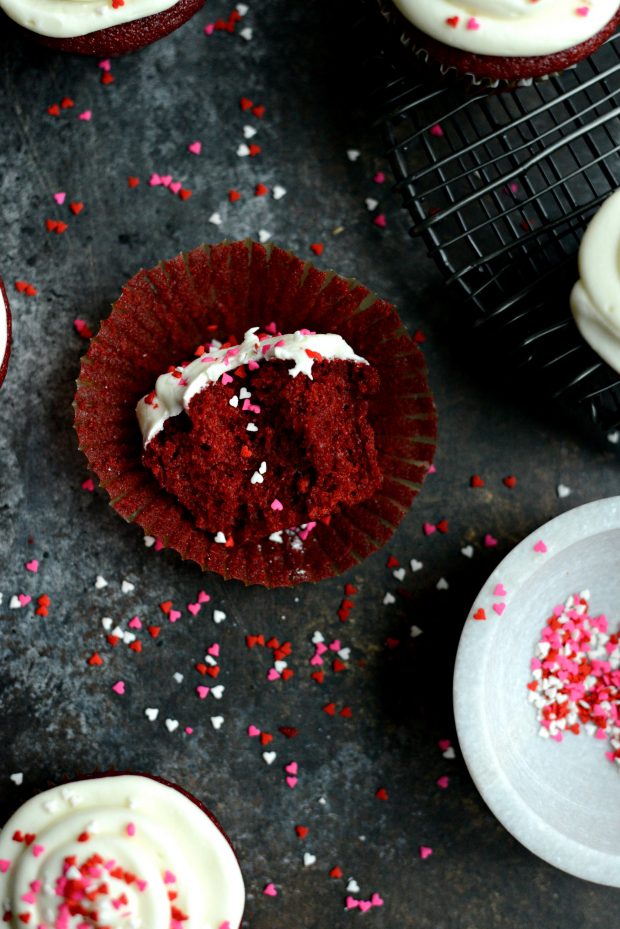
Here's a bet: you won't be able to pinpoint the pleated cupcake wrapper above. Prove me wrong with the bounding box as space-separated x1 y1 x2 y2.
75 240 437 587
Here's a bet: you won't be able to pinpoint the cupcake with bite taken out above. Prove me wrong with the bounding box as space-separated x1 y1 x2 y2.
0 772 245 929
378 0 620 86
1 0 206 56
74 239 437 587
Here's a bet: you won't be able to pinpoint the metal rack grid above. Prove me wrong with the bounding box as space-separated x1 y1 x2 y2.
366 7 620 432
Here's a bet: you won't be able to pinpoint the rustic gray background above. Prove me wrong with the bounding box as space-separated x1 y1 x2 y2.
1 2 619 926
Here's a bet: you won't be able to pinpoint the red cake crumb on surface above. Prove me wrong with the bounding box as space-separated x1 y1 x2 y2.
142 359 382 544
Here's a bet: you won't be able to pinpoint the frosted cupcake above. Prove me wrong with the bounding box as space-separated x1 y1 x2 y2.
379 0 620 85
1 0 206 56
0 773 245 929
571 189 620 374
74 240 437 587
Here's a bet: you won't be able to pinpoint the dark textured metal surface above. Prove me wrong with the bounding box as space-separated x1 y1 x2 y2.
1 2 620 926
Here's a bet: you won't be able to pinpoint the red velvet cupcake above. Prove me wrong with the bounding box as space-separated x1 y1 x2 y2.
2 0 206 56
0 772 245 929
74 240 437 587
0 278 11 389
379 0 620 86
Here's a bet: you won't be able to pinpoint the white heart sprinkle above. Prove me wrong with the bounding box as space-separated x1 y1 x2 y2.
259 461 267 474
383 592 396 605
211 685 225 699
251 471 264 484
274 660 288 673
122 631 136 644
312 631 325 644
236 2 248 14
240 26 252 39
410 558 423 572
229 396 239 408
112 625 123 638
262 751 276 765
239 387 251 399
365 197 378 211
557 483 571 498
210 715 224 730
173 672 184 684
346 879 360 893
237 143 250 157
247 423 258 432
145 707 159 721
608 431 619 444
213 609 227 624
9 596 21 609
10 773 23 786
338 647 351 661
410 625 423 638
243 124 257 139
443 747 456 760
205 654 217 666
393 567 406 582
209 212 222 226
272 185 287 200
95 575 108 589
303 853 316 867
436 577 449 590
121 580 135 594
269 531 283 543
346 149 360 161
143 535 155 547
165 718 179 733
258 229 272 243
461 546 474 559
214 532 227 544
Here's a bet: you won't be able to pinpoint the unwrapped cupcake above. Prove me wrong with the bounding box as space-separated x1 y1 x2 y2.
74 240 437 587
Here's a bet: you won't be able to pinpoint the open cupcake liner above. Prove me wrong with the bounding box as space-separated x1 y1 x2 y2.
74 240 436 586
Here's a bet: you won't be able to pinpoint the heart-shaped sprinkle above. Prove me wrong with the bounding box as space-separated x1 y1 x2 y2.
112 681 125 695
188 140 202 155
187 603 200 616
534 539 548 553
263 883 277 896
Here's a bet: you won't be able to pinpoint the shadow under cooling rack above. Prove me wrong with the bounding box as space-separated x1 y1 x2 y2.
367 11 620 433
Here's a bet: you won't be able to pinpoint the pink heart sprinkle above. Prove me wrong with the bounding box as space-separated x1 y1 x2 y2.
247 725 261 737
271 498 283 511
265 321 278 334
310 654 323 667
204 22 214 34
576 5 589 14
359 901 372 913
185 727 193 735
534 539 548 553
0 861 10 873
493 602 506 616
419 846 433 859
345 897 360 910
25 560 39 573
207 643 219 657
168 609 181 623
32 845 44 858
374 171 385 184
466 16 480 29
329 640 341 651
169 181 182 195
187 603 200 616
82 478 95 492
198 590 211 603
423 522 436 536
437 776 449 789
136 879 148 892
267 668 281 681
160 175 172 187
98 58 111 70
248 360 260 370
149 173 162 186
30 881 42 893
128 616 142 629
188 141 202 155
493 583 506 597
112 681 125 695
18 594 31 606
429 124 444 138
163 870 176 884
285 776 298 789
438 739 451 751
221 373 234 385
53 192 66 205
484 533 498 547
315 642 328 655
196 686 210 699
371 893 384 907
126 823 136 836
78 110 92 121
285 761 298 775
373 213 387 228
154 538 164 551
263 883 277 897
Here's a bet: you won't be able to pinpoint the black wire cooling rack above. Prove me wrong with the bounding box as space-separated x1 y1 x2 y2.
363 5 620 433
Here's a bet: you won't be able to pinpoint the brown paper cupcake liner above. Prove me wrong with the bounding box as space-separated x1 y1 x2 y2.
74 240 437 587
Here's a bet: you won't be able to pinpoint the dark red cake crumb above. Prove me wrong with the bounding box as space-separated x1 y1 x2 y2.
142 359 382 544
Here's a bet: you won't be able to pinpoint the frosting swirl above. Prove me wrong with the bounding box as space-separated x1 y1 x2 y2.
570 189 620 375
0 775 245 929
0 0 178 39
136 327 368 446
391 0 620 57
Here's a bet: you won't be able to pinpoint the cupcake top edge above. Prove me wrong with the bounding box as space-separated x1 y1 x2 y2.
0 773 245 929
389 0 620 58
0 0 180 39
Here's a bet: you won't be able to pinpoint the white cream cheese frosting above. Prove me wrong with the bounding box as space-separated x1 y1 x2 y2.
0 774 245 929
571 189 620 375
0 0 178 39
391 0 620 58
0 286 8 381
137 327 368 446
